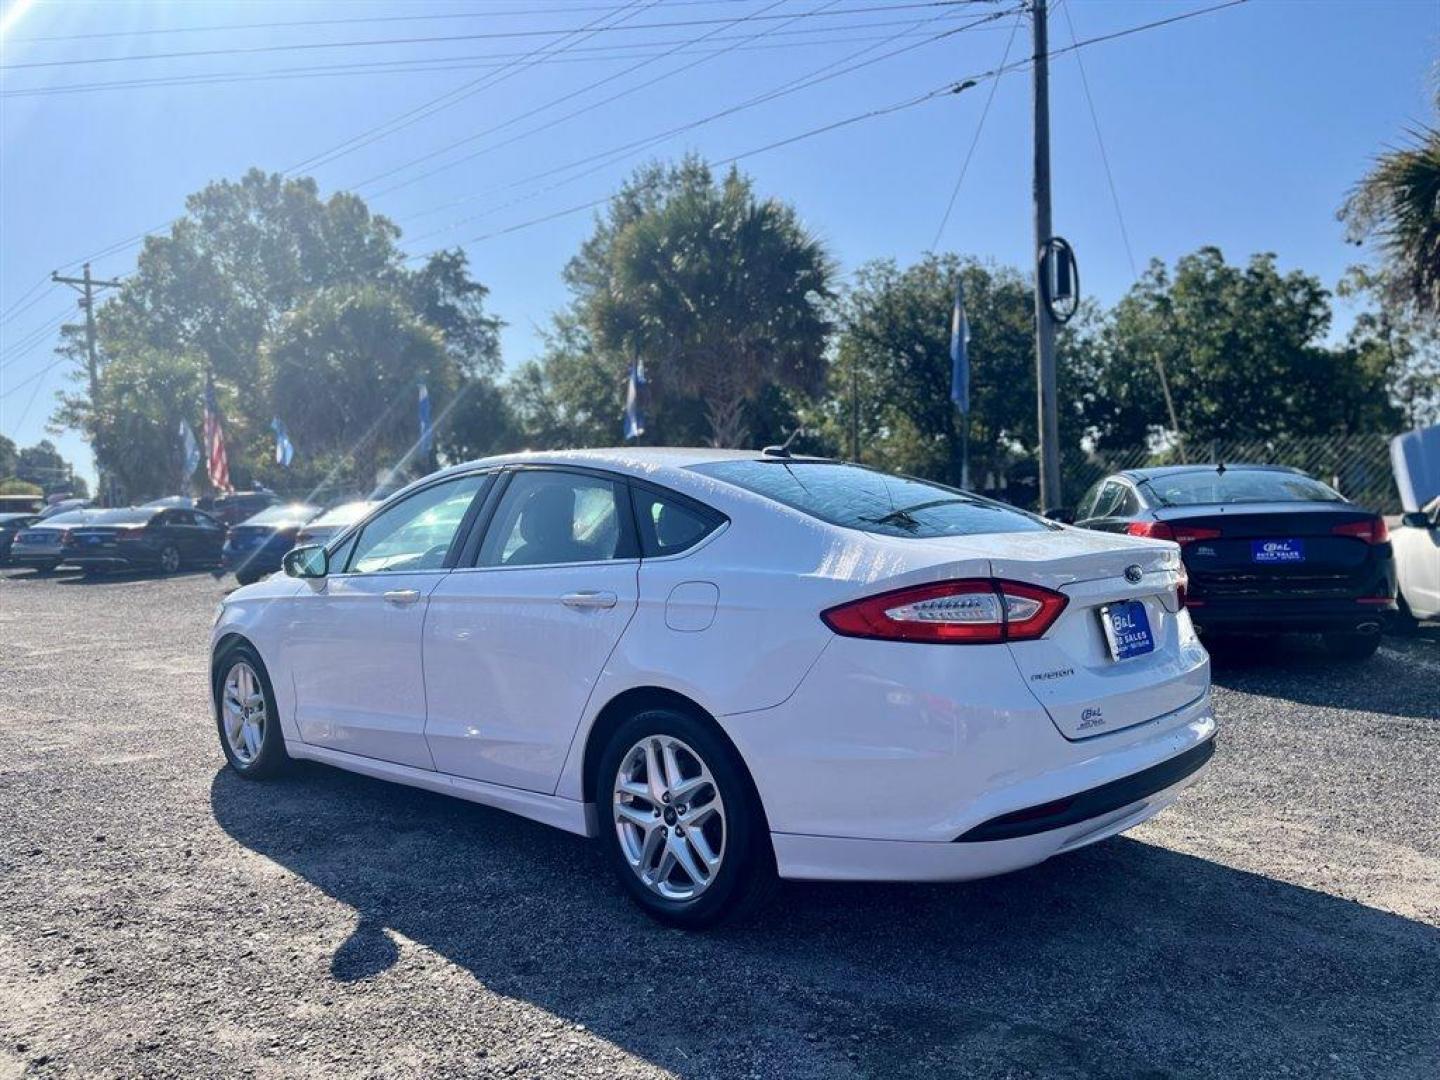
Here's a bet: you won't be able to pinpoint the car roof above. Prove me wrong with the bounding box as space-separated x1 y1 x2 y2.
441 447 825 481
1118 463 1306 481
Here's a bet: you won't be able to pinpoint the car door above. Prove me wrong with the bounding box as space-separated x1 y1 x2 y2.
192 510 226 563
423 467 640 793
160 509 201 563
287 473 489 769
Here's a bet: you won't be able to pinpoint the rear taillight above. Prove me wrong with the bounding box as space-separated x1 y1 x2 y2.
1332 517 1389 544
1126 521 1221 545
821 579 1068 645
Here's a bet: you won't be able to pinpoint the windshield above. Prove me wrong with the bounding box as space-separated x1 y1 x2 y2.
86 508 158 525
244 503 319 526
690 461 1053 539
1141 469 1345 507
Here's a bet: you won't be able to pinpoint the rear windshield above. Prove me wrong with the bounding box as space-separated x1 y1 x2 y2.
690 461 1053 539
1141 470 1344 507
86 508 157 525
245 503 319 526
34 511 91 527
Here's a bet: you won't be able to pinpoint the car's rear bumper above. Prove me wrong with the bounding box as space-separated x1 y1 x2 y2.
1187 597 1396 634
222 546 286 573
8 550 68 566
772 736 1214 882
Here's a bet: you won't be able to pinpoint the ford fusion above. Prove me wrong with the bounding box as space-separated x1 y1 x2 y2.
1069 464 1396 659
211 450 1214 926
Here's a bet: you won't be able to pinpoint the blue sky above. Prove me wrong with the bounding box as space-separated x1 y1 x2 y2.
2 0 1437 485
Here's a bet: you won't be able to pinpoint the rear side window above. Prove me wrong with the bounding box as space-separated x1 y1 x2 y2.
1142 469 1344 506
632 486 723 557
690 461 1053 539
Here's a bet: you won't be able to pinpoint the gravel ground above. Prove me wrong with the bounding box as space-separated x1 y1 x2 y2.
1 567 1437 1080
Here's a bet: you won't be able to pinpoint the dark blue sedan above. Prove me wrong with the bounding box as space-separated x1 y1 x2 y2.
223 503 321 584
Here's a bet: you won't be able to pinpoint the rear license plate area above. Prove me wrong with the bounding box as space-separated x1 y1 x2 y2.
1099 600 1155 662
1252 538 1305 564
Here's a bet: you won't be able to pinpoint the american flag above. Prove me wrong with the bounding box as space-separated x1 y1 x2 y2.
203 378 232 493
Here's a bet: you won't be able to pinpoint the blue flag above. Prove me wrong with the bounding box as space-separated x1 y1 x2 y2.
271 418 294 468
623 360 646 441
949 281 971 414
179 420 200 479
418 382 433 458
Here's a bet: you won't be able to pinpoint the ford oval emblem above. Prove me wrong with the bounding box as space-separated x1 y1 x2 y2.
1124 564 1143 584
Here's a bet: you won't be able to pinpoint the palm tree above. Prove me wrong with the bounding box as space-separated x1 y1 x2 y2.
592 166 835 448
1342 101 1440 318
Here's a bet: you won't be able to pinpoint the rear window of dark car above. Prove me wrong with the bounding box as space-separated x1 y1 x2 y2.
87 508 158 525
244 503 319 526
690 461 1053 539
1141 469 1345 507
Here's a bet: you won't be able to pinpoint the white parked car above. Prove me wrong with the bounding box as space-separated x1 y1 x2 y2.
1393 497 1440 626
211 450 1214 926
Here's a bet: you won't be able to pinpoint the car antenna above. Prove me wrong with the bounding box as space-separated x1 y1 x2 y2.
762 427 804 459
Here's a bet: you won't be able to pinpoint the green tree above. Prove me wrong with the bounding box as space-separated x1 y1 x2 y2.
573 159 834 447
1087 248 1401 448
1339 266 1440 429
827 254 1092 493
262 286 452 491
53 351 203 502
0 433 17 479
1341 95 1440 318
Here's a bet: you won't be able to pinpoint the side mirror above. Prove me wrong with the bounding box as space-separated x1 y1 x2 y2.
1045 507 1075 524
283 544 329 579
1400 511 1430 529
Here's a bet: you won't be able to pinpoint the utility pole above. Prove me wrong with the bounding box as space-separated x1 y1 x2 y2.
52 263 122 501
1030 0 1062 512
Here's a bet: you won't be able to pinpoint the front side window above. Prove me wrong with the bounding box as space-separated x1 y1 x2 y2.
690 460 1053 539
345 474 485 574
478 471 628 567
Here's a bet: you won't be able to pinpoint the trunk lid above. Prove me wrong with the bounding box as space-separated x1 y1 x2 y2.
1159 502 1378 600
994 530 1209 741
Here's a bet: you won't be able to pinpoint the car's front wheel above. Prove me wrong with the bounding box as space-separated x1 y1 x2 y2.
213 644 288 778
596 708 775 928
158 543 182 574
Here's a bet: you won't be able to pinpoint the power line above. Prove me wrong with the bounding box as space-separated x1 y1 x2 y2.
0 305 73 366
358 0 842 197
1059 0 1135 277
3 22 1000 100
929 7 1021 249
284 0 664 177
442 0 1251 248
7 1 763 44
398 3 1013 240
0 2 996 71
0 278 52 326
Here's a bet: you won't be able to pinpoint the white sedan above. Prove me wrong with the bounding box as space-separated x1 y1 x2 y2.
1393 497 1440 625
211 449 1214 926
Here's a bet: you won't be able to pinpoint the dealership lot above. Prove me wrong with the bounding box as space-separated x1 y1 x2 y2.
0 569 1436 1079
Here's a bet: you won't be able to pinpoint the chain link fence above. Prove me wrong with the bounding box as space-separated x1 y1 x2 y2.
1063 434 1402 514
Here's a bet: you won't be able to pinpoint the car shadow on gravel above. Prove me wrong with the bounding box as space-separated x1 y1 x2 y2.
1206 630 1440 722
211 764 1440 1078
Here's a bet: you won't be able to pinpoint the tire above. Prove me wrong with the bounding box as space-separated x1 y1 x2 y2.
212 642 288 779
595 707 776 929
1321 631 1383 661
234 568 260 586
33 561 59 575
158 543 182 575
1391 593 1420 636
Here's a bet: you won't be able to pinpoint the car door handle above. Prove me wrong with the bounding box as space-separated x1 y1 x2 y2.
384 589 422 606
561 590 618 610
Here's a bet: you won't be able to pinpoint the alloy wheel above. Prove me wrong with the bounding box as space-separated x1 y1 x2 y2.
612 734 727 901
160 545 181 573
221 661 267 765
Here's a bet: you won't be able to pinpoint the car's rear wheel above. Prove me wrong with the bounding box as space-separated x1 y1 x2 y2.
213 644 288 778
596 708 775 928
235 567 261 586
158 543 182 574
1321 631 1382 661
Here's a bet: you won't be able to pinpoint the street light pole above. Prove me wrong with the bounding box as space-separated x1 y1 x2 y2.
1030 0 1061 512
